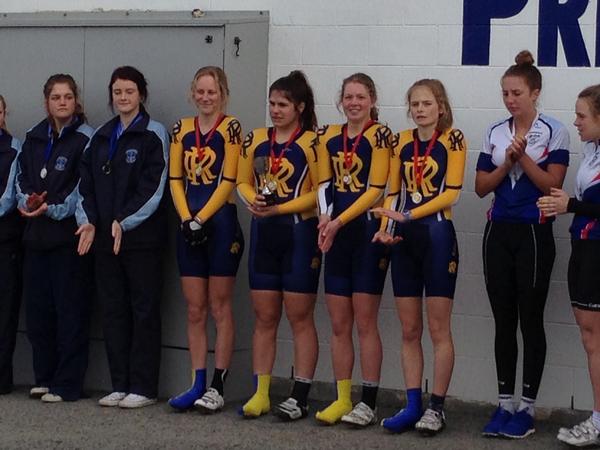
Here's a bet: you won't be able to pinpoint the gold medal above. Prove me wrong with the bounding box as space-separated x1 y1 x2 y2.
411 192 422 204
195 165 203 176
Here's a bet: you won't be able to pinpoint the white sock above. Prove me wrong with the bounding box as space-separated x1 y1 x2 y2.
592 410 600 430
499 394 515 413
518 396 535 417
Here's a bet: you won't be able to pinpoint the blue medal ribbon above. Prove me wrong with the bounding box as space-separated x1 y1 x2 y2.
40 124 54 179
103 112 143 175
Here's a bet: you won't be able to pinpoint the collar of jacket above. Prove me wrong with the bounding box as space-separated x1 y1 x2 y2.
96 110 150 140
29 115 83 141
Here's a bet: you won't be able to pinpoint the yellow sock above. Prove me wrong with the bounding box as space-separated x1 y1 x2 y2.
242 374 271 417
315 379 353 424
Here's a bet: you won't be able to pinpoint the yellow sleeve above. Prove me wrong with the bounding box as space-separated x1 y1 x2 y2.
337 124 391 225
236 129 263 206
169 119 192 221
316 126 334 185
195 117 242 223
277 132 318 215
410 128 467 220
380 132 402 233
316 125 336 216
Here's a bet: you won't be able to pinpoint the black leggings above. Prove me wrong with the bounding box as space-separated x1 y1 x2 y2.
482 221 555 400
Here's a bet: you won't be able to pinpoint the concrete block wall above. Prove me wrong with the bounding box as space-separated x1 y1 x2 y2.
5 0 599 409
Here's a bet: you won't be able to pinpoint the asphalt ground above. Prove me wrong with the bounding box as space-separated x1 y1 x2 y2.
0 382 591 450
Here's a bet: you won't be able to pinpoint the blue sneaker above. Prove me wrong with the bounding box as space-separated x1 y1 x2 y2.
499 409 535 439
482 407 513 437
381 407 421 433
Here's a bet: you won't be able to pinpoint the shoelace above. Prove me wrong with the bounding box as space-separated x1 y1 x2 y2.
570 420 598 438
420 409 442 424
201 389 221 406
279 399 299 410
349 403 373 419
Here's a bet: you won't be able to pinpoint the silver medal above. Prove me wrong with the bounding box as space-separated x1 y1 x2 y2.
411 192 422 204
343 174 351 185
267 180 277 192
40 166 47 179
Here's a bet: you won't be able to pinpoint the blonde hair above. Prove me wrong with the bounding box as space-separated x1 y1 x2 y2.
190 66 230 111
406 79 454 133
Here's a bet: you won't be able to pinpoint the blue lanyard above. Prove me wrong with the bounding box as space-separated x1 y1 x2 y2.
43 124 55 165
107 113 143 163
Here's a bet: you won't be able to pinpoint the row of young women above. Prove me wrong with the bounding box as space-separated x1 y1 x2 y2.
0 49 598 445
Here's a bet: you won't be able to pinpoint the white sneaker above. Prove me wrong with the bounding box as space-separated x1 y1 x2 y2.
341 402 378 427
41 393 63 403
98 391 127 407
415 408 446 435
194 388 224 413
273 397 308 421
118 393 157 409
557 417 600 447
30 386 49 398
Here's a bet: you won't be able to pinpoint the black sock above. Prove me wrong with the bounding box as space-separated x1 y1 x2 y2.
361 383 379 410
210 368 228 395
290 377 311 407
429 393 445 412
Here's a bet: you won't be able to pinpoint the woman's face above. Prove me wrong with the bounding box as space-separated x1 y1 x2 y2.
574 97 600 142
0 101 5 130
269 89 302 130
111 78 142 117
192 74 223 117
341 81 374 124
45 82 76 124
409 86 441 131
501 75 539 119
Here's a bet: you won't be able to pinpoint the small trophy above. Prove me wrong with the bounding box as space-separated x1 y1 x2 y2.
253 156 277 206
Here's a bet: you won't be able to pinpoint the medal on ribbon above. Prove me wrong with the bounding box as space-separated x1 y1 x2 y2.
194 114 225 177
411 129 439 205
342 120 374 186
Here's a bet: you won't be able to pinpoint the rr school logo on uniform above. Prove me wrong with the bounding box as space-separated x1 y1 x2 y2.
125 149 138 164
404 157 440 198
184 148 217 185
463 0 600 67
54 156 68 171
332 152 365 192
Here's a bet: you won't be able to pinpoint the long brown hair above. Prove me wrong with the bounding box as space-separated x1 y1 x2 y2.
578 84 600 118
0 95 7 131
406 79 454 133
43 74 86 127
269 70 317 131
338 72 379 121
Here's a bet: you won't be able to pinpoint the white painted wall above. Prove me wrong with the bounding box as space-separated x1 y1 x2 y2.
4 0 598 409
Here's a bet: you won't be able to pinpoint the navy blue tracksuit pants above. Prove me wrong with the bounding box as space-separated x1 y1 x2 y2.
24 246 92 400
0 241 22 393
95 248 163 399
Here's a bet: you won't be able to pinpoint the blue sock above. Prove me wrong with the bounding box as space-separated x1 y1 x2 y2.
169 368 206 410
382 388 422 432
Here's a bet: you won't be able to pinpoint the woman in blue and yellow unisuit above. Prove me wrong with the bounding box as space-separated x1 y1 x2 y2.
168 66 244 412
237 71 321 421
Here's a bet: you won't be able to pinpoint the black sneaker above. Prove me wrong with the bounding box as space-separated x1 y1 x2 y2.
273 397 308 421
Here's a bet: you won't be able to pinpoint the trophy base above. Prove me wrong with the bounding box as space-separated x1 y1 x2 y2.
263 192 277 206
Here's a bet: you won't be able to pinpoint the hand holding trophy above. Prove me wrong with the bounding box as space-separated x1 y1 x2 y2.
253 156 277 206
